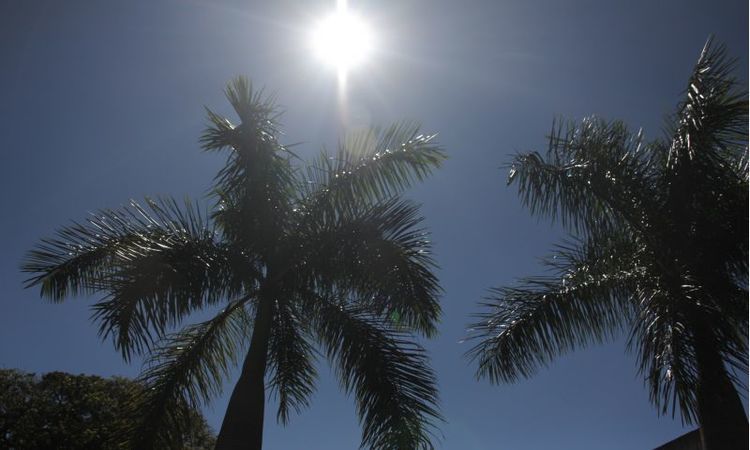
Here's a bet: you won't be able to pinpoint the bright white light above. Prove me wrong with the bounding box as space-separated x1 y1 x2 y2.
311 9 373 74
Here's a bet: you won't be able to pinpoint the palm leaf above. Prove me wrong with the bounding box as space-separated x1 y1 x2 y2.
128 297 252 449
22 197 215 298
267 299 318 424
467 231 640 383
628 276 749 424
667 37 748 170
297 198 441 336
199 77 297 249
312 296 441 450
22 197 256 361
507 118 658 236
299 122 445 212
90 237 256 360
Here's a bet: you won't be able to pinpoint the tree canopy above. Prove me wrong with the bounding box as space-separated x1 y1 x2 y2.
23 77 445 450
0 369 215 450
468 39 748 449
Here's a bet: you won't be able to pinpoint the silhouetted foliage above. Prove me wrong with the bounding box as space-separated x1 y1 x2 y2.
468 39 748 450
0 369 215 450
23 77 445 450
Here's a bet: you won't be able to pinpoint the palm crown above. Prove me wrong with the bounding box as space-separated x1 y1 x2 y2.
467 39 748 448
23 77 445 450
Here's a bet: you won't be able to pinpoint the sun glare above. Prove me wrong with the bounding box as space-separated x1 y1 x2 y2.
311 7 374 75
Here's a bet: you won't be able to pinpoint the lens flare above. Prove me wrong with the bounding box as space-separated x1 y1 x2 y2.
311 9 373 74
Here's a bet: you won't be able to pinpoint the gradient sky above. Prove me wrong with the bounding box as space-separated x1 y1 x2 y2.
1 1 747 449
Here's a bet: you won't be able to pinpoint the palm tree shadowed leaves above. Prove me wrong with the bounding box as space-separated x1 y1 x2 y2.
23 77 445 450
467 39 748 450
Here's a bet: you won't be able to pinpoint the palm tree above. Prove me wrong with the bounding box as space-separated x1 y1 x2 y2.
23 77 445 450
467 39 748 450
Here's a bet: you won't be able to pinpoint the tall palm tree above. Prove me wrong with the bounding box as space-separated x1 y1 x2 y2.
467 39 748 450
23 77 445 450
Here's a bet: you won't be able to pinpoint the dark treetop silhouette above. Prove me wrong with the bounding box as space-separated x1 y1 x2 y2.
468 39 748 450
0 369 216 449
23 78 445 450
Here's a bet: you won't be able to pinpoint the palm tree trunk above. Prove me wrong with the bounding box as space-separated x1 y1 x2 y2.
694 324 748 450
215 288 275 450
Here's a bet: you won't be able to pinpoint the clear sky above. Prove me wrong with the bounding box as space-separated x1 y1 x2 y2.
0 1 747 449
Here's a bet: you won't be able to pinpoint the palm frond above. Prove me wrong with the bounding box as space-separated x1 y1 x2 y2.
267 298 318 425
90 238 257 361
627 283 699 424
628 275 749 424
128 297 252 449
199 78 296 248
659 38 748 293
734 147 749 181
299 122 445 211
507 117 658 236
225 77 279 129
312 297 441 450
719 286 750 377
23 197 214 299
200 77 280 154
23 197 256 361
467 231 640 383
667 37 748 170
298 198 441 336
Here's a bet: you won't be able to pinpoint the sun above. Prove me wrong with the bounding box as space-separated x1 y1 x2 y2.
311 6 374 75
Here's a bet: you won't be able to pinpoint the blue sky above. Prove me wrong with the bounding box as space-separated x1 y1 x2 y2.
0 1 747 449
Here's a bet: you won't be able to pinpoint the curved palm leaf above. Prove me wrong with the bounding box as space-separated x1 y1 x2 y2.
312 296 441 450
627 275 749 424
627 283 698 423
667 37 748 170
23 198 257 360
267 298 318 425
299 122 445 213
90 238 256 360
298 198 441 336
129 297 252 449
468 230 640 383
23 198 213 298
507 118 658 236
